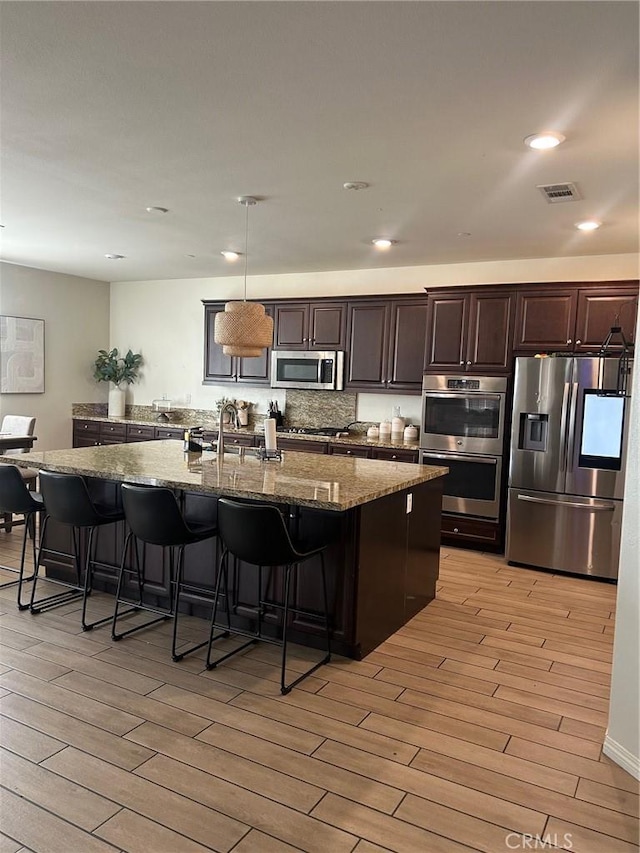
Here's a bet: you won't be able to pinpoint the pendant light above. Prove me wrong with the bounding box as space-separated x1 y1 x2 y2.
214 196 273 357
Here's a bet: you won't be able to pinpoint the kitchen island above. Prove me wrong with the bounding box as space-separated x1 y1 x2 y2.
2 441 447 658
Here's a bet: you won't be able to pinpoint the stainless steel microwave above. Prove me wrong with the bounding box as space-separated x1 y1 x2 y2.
270 350 345 390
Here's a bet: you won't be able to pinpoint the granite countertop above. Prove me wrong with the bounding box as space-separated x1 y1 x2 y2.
74 415 422 453
4 440 446 511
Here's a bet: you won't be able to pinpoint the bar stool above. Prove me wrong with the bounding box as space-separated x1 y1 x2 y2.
207 498 332 695
31 471 126 630
0 415 38 532
114 484 220 661
0 464 44 609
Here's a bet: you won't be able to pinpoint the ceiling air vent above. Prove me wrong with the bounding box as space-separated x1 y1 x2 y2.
537 182 582 203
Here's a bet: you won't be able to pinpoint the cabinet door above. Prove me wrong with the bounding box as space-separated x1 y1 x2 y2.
274 304 309 349
387 299 428 390
345 302 390 389
126 424 156 442
203 304 236 382
425 295 467 370
309 303 346 350
237 305 273 384
575 286 638 352
467 291 514 373
514 291 577 352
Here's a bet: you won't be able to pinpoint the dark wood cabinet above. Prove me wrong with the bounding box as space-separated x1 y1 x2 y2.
425 289 514 374
345 301 390 389
275 438 328 454
574 286 638 352
346 296 428 392
126 424 156 442
514 282 638 354
273 302 346 350
203 302 273 385
371 447 419 463
328 445 370 458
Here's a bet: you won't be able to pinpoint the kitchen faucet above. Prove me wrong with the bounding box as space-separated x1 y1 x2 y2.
217 402 239 457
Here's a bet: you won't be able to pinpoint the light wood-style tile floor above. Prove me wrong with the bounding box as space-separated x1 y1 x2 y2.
0 529 638 853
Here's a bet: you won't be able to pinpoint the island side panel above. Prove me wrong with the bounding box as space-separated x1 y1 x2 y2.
353 479 442 658
405 477 442 620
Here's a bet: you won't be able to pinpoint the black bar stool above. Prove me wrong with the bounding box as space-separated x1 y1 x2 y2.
0 464 44 609
208 498 332 694
114 484 221 660
31 471 126 630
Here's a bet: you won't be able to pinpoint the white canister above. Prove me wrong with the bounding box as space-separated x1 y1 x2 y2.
367 425 379 439
391 416 405 437
379 420 392 436
403 424 418 442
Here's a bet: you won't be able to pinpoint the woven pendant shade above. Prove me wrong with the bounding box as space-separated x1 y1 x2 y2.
215 301 273 357
213 196 273 357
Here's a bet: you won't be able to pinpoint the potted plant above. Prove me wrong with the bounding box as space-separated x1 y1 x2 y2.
93 348 143 417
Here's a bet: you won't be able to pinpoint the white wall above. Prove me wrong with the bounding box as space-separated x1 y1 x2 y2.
0 262 110 450
111 251 639 421
604 319 640 779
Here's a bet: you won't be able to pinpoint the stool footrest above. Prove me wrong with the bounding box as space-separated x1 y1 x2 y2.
112 611 171 641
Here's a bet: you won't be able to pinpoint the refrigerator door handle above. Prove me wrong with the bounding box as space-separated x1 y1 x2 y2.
517 494 615 512
558 382 571 472
565 381 579 474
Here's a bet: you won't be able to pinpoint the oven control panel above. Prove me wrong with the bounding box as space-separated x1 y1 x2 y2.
447 378 480 390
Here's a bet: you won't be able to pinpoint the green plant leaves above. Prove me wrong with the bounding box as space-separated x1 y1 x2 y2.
93 348 143 386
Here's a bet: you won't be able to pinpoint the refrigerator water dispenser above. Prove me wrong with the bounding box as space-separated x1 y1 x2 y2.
519 413 548 452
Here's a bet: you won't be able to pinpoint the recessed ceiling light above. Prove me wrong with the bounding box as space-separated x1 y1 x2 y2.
343 181 369 191
575 220 601 231
221 251 241 261
524 131 566 150
145 206 169 214
104 253 125 260
372 238 394 249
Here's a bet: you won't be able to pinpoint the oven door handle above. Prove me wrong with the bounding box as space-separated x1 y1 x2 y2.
423 392 504 401
421 451 498 465
517 494 615 512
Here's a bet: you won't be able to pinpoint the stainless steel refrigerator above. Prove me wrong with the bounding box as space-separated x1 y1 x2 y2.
507 356 633 579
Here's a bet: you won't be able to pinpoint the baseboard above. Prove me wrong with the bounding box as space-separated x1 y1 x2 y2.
603 733 640 780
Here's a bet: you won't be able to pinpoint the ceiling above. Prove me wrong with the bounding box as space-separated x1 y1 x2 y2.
1 1 638 284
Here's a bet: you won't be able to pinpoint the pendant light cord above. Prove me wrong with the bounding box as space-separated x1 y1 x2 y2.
243 200 249 302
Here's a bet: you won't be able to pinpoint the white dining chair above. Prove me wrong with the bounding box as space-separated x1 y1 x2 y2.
0 416 38 532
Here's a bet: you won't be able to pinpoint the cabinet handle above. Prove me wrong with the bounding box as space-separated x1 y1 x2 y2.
567 339 572 345
83 424 88 430
459 360 464 365
576 339 582 345
391 455 397 460
346 450 352 455
466 360 471 366
453 527 459 533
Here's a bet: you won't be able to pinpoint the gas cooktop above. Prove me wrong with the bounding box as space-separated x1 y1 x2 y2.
277 426 348 437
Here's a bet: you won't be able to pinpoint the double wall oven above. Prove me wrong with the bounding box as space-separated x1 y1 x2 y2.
420 375 508 521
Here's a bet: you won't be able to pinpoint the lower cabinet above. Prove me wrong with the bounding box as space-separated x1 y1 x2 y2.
329 445 370 459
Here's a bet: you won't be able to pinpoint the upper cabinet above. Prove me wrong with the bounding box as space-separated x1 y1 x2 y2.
273 302 346 350
514 282 638 353
424 289 514 374
203 302 273 385
345 297 428 392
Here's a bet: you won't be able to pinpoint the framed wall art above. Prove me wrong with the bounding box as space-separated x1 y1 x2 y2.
0 315 45 393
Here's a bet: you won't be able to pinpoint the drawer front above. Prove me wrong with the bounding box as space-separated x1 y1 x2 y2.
372 448 418 463
100 422 127 439
155 427 184 440
126 424 156 441
74 435 102 448
441 515 499 544
74 419 101 437
274 438 328 454
329 445 371 459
